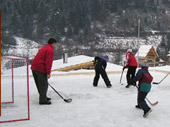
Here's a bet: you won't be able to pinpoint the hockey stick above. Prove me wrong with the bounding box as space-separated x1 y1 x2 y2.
120 69 124 85
152 72 170 85
146 98 158 106
48 83 72 103
136 86 158 106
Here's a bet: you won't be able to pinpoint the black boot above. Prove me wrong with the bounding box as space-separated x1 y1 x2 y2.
107 85 112 88
39 100 51 105
46 97 51 101
126 84 130 88
135 105 141 109
143 108 152 118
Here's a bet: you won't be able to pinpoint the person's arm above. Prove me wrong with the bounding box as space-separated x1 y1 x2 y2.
103 61 107 69
94 56 100 62
45 50 54 77
134 70 143 82
123 55 131 70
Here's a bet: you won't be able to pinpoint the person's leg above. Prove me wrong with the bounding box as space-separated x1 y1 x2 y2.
126 67 131 88
93 67 100 87
100 68 112 87
137 92 151 113
32 70 50 104
131 67 137 85
32 70 41 95
37 72 49 103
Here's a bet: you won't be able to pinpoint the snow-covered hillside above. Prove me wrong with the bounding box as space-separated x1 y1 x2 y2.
96 35 162 50
3 37 41 59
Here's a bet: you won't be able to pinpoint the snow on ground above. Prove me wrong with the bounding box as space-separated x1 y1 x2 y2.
1 55 170 127
150 65 170 72
1 72 170 127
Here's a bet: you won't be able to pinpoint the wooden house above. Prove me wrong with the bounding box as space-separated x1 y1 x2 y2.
135 45 158 67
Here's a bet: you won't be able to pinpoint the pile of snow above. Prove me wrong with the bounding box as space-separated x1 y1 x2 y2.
52 55 122 74
1 55 122 76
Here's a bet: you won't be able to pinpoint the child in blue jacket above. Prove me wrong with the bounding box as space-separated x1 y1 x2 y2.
134 62 153 118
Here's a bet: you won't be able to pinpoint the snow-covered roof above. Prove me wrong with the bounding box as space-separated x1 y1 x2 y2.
167 51 170 56
135 45 158 58
159 58 165 62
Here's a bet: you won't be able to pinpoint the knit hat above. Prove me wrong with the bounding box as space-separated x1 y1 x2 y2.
103 55 109 60
127 49 132 53
141 62 149 68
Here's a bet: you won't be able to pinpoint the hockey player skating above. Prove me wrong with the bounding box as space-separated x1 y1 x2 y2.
31 38 57 105
93 55 112 88
134 62 153 118
123 49 138 88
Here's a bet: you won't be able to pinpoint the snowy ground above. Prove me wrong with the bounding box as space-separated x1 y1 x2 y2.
1 55 170 127
1 71 170 127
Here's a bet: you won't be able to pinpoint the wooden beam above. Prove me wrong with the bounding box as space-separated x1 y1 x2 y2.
52 61 94 72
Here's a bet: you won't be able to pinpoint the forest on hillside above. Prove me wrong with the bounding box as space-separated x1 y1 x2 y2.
1 0 170 62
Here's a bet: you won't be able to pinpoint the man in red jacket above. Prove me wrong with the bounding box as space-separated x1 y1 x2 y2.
31 38 56 105
123 49 138 88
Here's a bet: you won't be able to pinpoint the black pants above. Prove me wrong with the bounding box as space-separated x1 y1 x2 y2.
126 66 137 85
32 70 48 103
93 65 111 87
137 91 150 113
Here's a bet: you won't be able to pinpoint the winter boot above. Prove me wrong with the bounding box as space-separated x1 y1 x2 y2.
143 108 152 118
135 105 141 109
39 100 51 105
46 97 51 101
126 84 130 88
107 85 112 88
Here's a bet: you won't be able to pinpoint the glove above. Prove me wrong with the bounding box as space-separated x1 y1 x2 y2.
132 81 136 87
92 60 96 65
123 67 125 71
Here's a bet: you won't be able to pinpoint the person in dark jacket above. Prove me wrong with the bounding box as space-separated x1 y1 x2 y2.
123 49 138 88
31 38 57 105
134 62 153 118
93 55 112 88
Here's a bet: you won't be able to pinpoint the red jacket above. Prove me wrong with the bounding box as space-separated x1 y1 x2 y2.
31 44 54 74
124 52 138 68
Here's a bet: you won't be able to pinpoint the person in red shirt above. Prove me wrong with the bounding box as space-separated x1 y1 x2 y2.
31 38 57 105
123 49 138 88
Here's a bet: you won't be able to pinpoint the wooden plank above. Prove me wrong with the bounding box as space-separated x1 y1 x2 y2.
52 61 94 72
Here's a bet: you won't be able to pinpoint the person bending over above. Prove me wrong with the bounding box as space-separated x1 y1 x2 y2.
93 55 112 88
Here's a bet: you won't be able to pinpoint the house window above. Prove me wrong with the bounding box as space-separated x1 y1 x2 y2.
149 64 154 67
148 57 154 63
139 59 145 63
